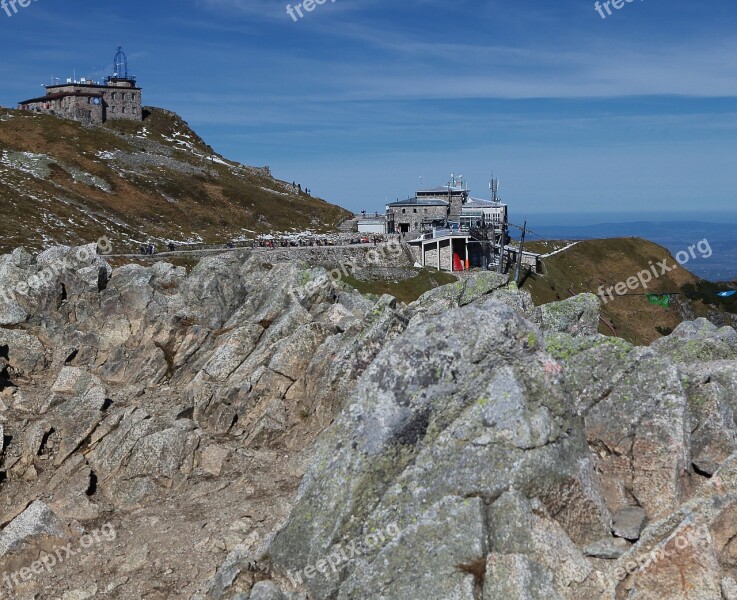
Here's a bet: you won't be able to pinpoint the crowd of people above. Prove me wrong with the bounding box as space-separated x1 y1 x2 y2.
134 234 392 256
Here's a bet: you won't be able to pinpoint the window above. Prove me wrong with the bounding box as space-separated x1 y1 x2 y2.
111 92 116 100
413 209 417 213
402 209 406 214
122 107 127 114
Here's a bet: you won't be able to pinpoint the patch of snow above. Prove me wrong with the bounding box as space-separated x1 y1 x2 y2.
541 241 580 258
259 187 289 196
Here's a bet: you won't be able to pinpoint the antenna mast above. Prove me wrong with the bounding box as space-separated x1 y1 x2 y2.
490 174 500 203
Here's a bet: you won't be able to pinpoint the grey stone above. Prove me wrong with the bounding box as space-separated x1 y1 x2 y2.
612 506 647 540
722 577 737 600
561 340 690 520
409 270 508 324
583 536 631 559
249 581 286 600
679 361 737 476
483 554 562 600
336 496 484 600
269 298 604 599
539 292 600 337
487 491 592 592
0 328 46 376
0 501 66 559
652 317 737 362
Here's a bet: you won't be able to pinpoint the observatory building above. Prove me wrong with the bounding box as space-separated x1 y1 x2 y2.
386 175 508 235
18 47 142 125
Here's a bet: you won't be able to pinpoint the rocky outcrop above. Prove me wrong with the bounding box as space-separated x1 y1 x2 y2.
1 243 737 599
265 298 607 600
211 277 737 599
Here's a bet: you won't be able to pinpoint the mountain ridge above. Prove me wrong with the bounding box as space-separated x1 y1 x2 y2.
0 106 351 254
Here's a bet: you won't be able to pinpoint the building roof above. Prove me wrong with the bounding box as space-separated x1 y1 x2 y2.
19 91 103 105
464 198 507 209
417 185 466 194
387 197 449 207
46 81 140 91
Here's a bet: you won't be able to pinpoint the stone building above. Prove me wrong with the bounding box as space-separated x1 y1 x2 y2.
386 176 508 236
385 197 449 234
18 47 142 126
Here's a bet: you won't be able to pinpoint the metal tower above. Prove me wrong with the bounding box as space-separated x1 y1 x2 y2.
113 47 128 79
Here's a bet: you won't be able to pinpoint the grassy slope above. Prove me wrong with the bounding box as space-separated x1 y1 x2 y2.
342 270 458 304
0 107 351 254
521 238 705 345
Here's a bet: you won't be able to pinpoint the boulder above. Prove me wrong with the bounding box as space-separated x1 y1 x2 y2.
409 271 508 323
201 445 230 477
483 554 562 600
249 581 286 600
652 318 737 362
0 328 46 377
611 506 647 541
679 361 737 476
560 341 690 520
269 298 606 599
584 537 631 559
0 501 67 570
539 293 600 337
487 491 592 592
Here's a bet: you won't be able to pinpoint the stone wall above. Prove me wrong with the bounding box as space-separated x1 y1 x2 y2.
264 243 411 269
21 96 104 125
100 83 142 121
388 204 447 233
423 244 452 271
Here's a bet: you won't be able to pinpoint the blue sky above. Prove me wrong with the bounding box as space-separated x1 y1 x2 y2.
1 0 736 220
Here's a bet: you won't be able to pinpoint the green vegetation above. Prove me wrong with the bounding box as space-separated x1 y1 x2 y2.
341 269 458 304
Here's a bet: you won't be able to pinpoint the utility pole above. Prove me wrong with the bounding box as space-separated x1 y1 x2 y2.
497 220 507 274
514 220 527 285
481 223 489 270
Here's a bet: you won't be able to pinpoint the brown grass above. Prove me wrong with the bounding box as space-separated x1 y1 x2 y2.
521 237 701 345
0 106 352 254
457 558 487 587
